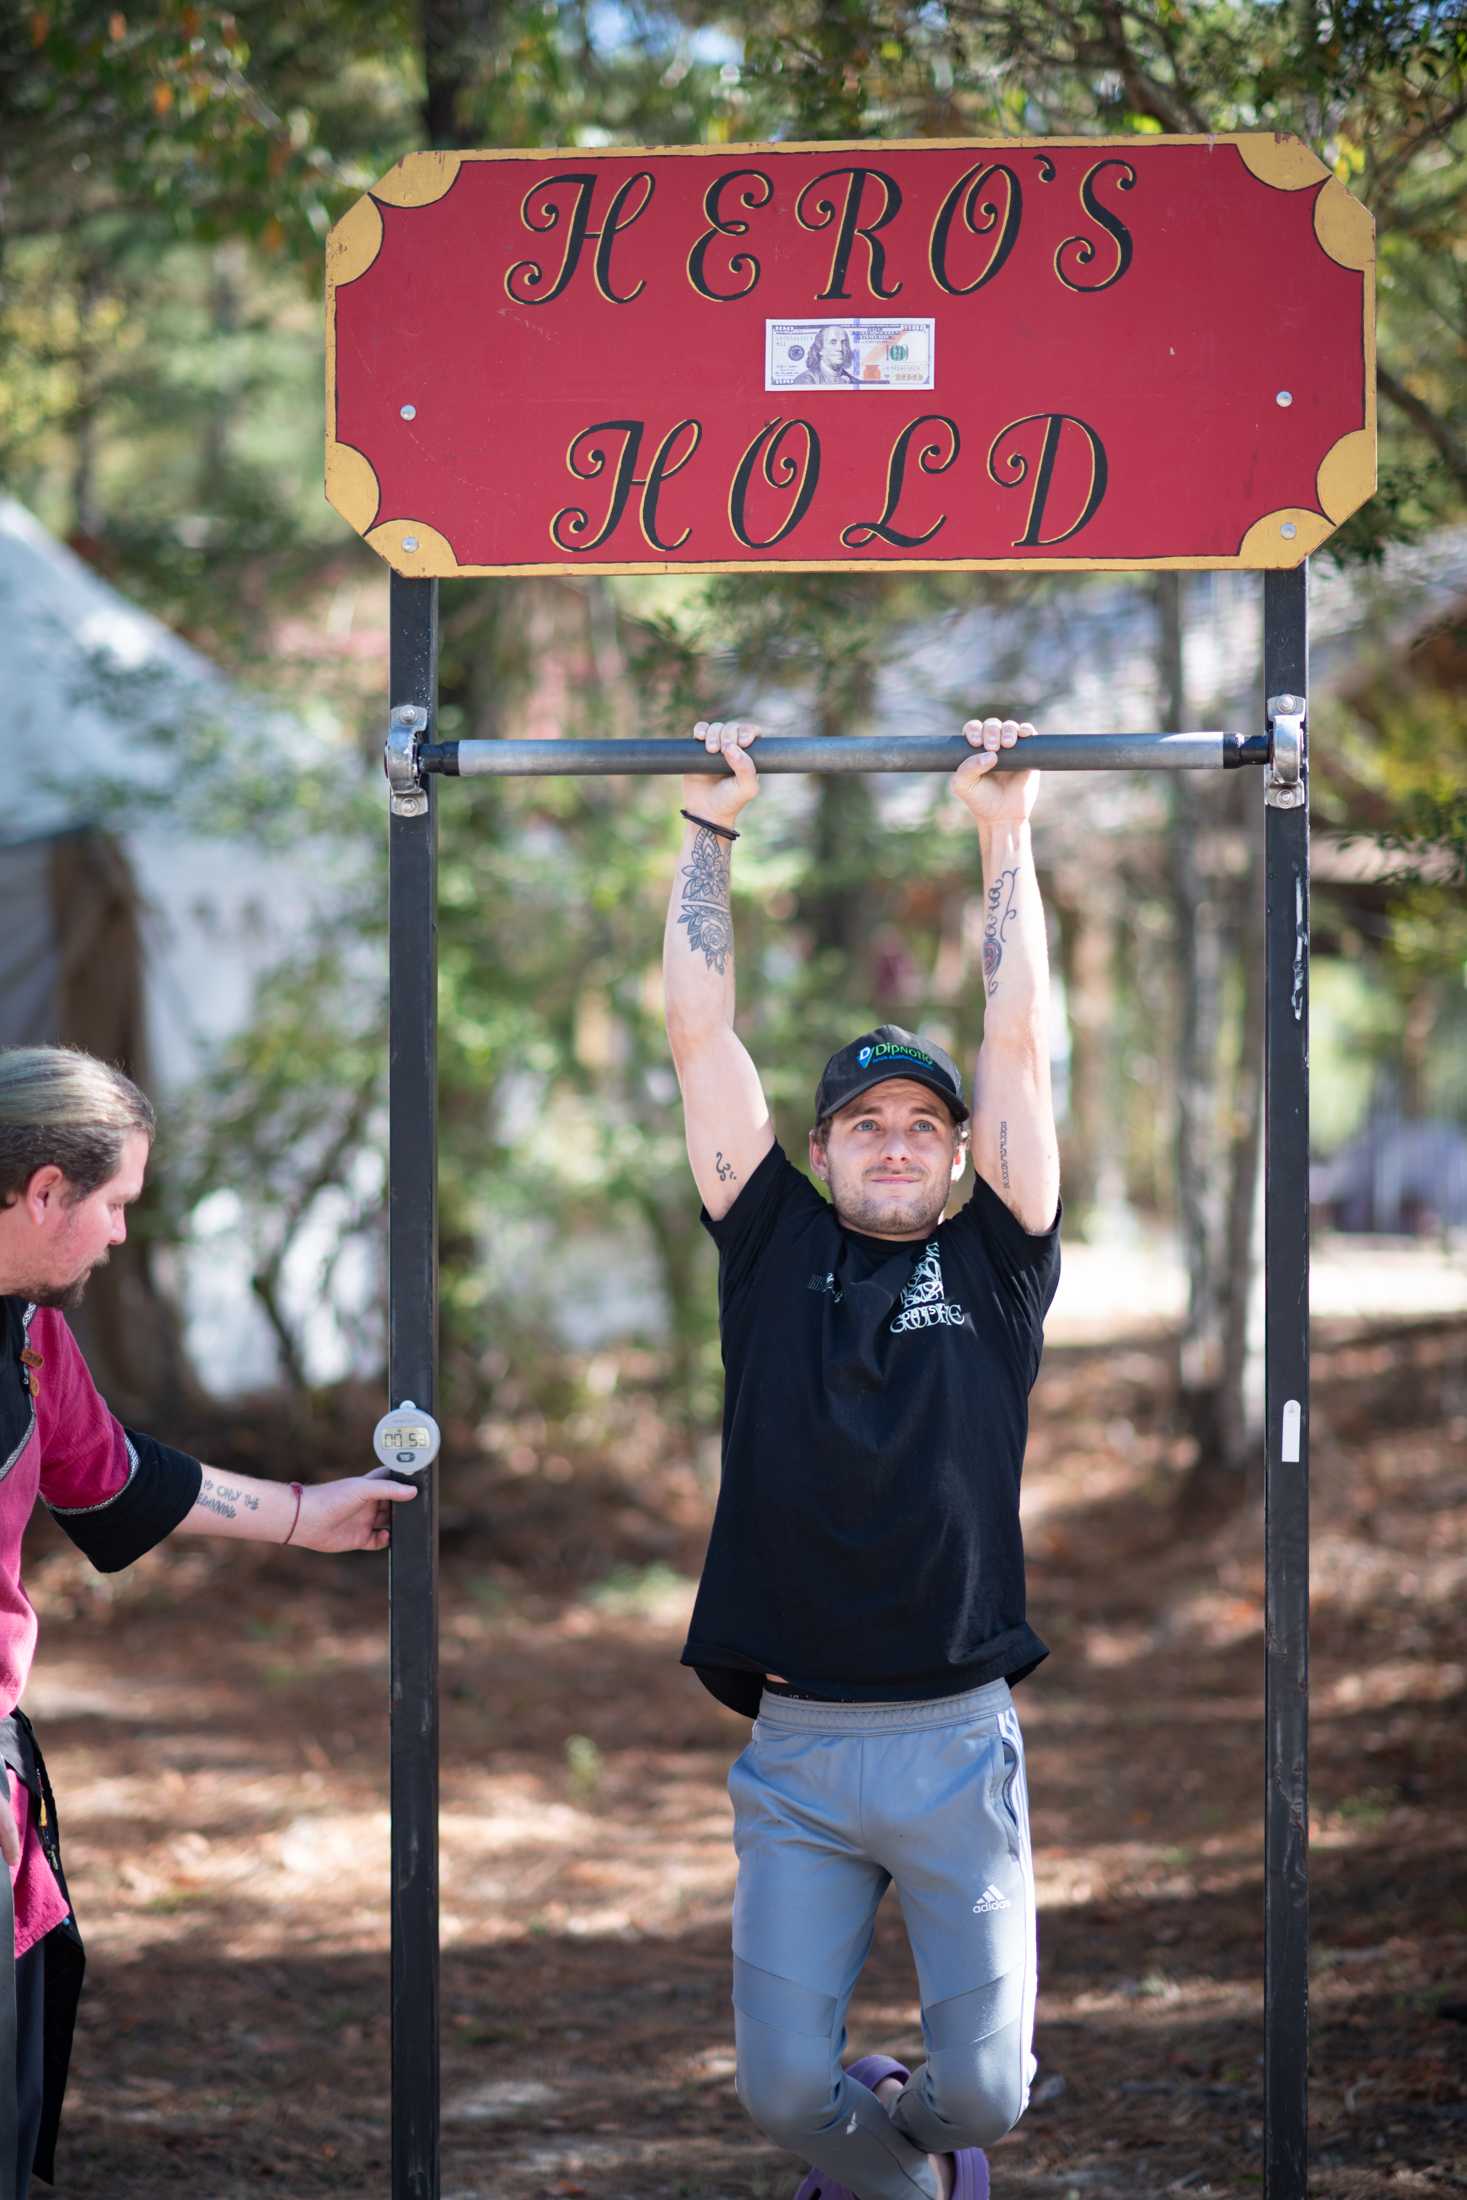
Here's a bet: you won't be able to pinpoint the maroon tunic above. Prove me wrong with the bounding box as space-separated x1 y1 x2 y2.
2 1299 202 1947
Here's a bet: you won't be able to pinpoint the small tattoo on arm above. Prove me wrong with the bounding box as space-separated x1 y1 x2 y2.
982 867 1020 997
715 1151 737 1183
677 827 734 974
999 1119 1010 1189
198 1475 237 1522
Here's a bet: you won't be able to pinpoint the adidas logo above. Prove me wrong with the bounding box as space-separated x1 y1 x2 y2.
971 1883 1011 1914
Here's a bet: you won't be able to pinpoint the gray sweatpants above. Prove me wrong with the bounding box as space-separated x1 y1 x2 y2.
728 1680 1037 2200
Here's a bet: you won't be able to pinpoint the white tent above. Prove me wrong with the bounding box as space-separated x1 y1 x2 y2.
0 495 380 1397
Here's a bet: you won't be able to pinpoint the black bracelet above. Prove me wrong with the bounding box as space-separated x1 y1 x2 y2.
680 809 739 843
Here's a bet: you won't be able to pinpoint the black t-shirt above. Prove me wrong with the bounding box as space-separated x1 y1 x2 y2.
682 1142 1060 1717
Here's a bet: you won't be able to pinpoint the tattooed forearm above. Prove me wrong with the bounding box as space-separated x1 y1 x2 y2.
999 1119 1010 1189
715 1150 737 1182
677 826 734 974
211 1479 259 1512
196 1475 262 1521
982 868 1020 997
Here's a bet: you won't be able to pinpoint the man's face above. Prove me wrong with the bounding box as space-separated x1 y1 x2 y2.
15 1129 150 1310
809 1079 965 1241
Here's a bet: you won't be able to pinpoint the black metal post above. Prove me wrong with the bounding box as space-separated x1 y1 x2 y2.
388 572 440 2200
1263 565 1310 2200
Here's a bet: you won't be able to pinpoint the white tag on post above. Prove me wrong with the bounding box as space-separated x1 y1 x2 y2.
1281 1399 1302 1464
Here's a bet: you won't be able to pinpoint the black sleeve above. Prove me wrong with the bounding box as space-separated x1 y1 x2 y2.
700 1141 822 1304
949 1167 1062 1337
47 1431 204 1574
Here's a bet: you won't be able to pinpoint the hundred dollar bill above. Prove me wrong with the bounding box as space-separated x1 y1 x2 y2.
765 317 935 392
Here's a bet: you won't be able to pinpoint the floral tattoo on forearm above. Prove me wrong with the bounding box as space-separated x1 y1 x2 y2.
982 867 1020 996
678 825 734 973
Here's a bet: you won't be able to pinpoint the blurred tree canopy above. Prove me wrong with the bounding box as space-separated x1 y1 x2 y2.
1 1 1463 1460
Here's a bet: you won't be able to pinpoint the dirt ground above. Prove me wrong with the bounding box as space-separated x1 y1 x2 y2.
20 1318 1467 2200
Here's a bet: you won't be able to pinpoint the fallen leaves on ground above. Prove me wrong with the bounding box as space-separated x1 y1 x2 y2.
22 1320 1467 2198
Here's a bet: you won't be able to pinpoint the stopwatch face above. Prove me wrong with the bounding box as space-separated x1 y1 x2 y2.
372 1403 441 1474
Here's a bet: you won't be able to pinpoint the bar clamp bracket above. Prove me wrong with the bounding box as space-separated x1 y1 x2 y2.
1265 694 1306 811
385 704 429 818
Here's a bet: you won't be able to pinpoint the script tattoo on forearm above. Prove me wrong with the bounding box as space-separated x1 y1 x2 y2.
197 1476 260 1522
715 1150 737 1182
999 1119 1010 1189
678 826 734 974
982 868 1020 997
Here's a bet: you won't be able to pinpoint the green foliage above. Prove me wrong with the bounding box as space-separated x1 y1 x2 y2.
2 0 1463 1419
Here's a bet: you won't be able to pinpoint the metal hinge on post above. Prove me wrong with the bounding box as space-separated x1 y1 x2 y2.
1266 694 1306 810
385 704 429 817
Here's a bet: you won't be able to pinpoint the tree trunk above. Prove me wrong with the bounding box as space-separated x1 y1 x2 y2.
800 668 877 971
50 829 197 1420
1216 794 1267 1482
1049 876 1119 1225
202 246 241 501
640 1192 707 1433
70 261 104 543
1399 981 1438 1118
421 0 505 149
1161 573 1227 1460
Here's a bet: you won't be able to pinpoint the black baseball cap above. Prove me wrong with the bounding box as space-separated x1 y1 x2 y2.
815 1025 969 1126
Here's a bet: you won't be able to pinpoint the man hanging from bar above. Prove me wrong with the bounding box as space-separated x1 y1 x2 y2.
0 1047 419 2196
662 715 1061 2200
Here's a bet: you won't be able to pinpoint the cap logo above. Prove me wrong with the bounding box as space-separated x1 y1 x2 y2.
858 1042 939 1074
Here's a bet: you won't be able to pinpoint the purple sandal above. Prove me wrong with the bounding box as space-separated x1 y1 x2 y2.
789 2057 989 2200
951 2145 990 2200
846 2053 912 2094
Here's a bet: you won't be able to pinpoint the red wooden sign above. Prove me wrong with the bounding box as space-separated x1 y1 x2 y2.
325 135 1373 577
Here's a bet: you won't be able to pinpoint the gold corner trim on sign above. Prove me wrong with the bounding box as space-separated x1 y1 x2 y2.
372 152 464 209
365 518 461 576
1313 176 1374 271
325 442 382 535
1236 508 1332 567
1233 134 1331 192
326 194 385 289
1317 429 1376 524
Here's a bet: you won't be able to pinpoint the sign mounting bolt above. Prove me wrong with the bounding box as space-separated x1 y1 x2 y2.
400 404 417 420
1276 390 1293 407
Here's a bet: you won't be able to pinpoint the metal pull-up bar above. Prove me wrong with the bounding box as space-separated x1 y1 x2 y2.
381 589 1312 2200
414 729 1272 779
